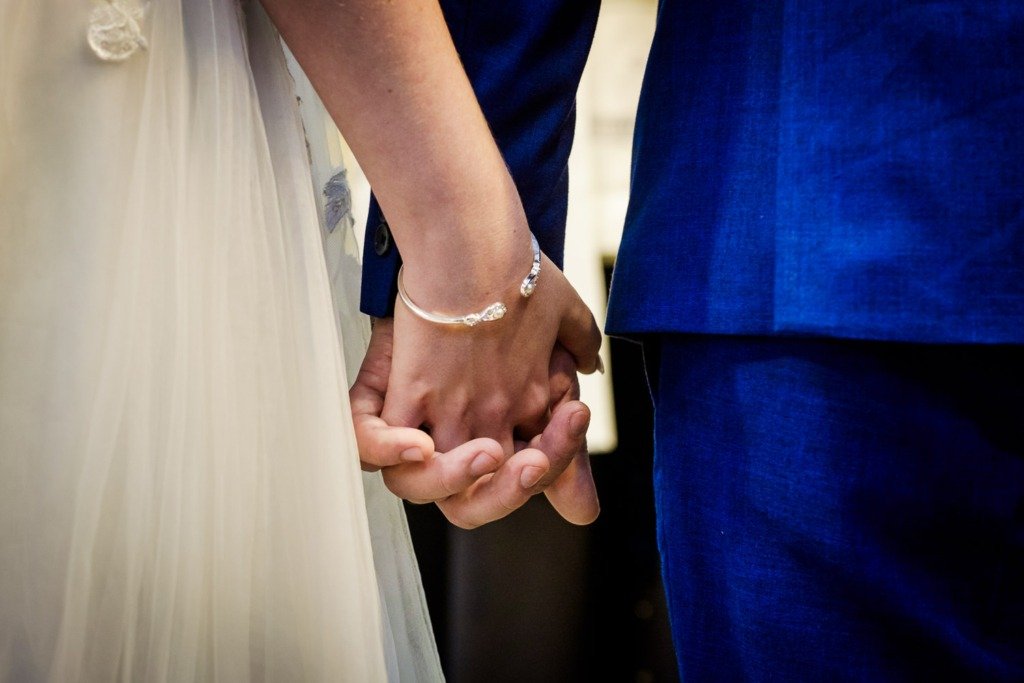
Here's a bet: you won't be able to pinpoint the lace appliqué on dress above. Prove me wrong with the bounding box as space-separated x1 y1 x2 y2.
323 169 354 235
87 1 148 62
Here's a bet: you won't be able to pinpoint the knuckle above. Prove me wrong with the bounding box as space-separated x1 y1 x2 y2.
407 379 435 403
476 394 513 425
548 373 574 404
430 426 469 454
440 504 478 530
384 381 433 418
381 469 412 499
381 408 419 430
427 382 468 413
569 375 581 400
522 383 550 417
437 464 462 497
497 487 525 514
363 440 390 465
357 362 390 394
447 392 471 418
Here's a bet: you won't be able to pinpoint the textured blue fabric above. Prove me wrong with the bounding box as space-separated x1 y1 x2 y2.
644 335 1024 681
358 0 600 317
354 6 1024 679
360 1 1024 342
606 1 1024 342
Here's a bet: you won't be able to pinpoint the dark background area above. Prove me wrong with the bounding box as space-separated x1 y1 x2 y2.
403 281 679 682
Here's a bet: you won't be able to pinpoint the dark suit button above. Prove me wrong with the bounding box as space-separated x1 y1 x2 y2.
373 220 391 256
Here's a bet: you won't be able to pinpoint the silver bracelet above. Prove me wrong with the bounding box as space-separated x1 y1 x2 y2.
397 234 542 327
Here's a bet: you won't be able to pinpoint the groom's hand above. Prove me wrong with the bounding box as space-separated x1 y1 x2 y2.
533 344 600 525
430 344 600 528
352 318 599 527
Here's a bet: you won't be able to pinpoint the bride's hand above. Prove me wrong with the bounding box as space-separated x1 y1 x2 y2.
352 319 600 526
265 0 601 507
384 248 601 458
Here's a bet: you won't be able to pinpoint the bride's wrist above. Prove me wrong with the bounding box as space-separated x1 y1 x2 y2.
395 180 535 314
400 227 534 315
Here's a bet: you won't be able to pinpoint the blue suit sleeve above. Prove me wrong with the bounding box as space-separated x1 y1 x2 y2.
359 0 601 318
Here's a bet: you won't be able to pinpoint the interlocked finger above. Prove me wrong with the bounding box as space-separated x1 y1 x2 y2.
435 400 591 528
435 447 551 529
382 437 505 503
354 414 434 471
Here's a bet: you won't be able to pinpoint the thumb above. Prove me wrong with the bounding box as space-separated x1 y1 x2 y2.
352 317 395 397
554 279 602 375
544 449 599 525
350 317 434 469
534 401 600 525
349 317 396 424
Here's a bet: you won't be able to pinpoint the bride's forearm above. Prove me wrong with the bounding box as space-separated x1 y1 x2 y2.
260 0 532 310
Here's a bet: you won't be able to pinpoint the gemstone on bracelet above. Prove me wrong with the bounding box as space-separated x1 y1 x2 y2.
463 302 507 326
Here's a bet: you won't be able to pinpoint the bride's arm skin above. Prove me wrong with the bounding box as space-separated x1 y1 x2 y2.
263 0 521 296
260 0 601 523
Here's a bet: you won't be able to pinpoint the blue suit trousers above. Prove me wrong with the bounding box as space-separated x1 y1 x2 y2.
643 336 1024 681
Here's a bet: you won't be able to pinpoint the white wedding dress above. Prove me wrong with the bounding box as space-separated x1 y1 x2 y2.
0 0 442 680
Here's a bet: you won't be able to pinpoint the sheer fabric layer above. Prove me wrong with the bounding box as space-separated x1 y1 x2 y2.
0 1 440 680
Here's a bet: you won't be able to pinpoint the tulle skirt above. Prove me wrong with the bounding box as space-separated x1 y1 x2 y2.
0 1 440 680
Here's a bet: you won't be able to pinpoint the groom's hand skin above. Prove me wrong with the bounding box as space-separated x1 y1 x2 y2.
532 344 600 525
433 344 600 528
435 397 596 528
352 319 599 527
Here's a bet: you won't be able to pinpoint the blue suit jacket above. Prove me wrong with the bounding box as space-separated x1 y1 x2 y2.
361 1 1024 344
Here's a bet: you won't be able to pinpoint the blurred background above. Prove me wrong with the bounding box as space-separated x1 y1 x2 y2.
340 1 676 680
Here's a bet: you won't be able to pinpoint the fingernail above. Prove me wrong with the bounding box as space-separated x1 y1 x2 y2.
400 447 425 463
570 410 589 438
469 452 497 477
596 355 606 375
520 465 545 489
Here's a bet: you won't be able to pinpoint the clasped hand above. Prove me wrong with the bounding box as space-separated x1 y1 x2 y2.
350 258 602 528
